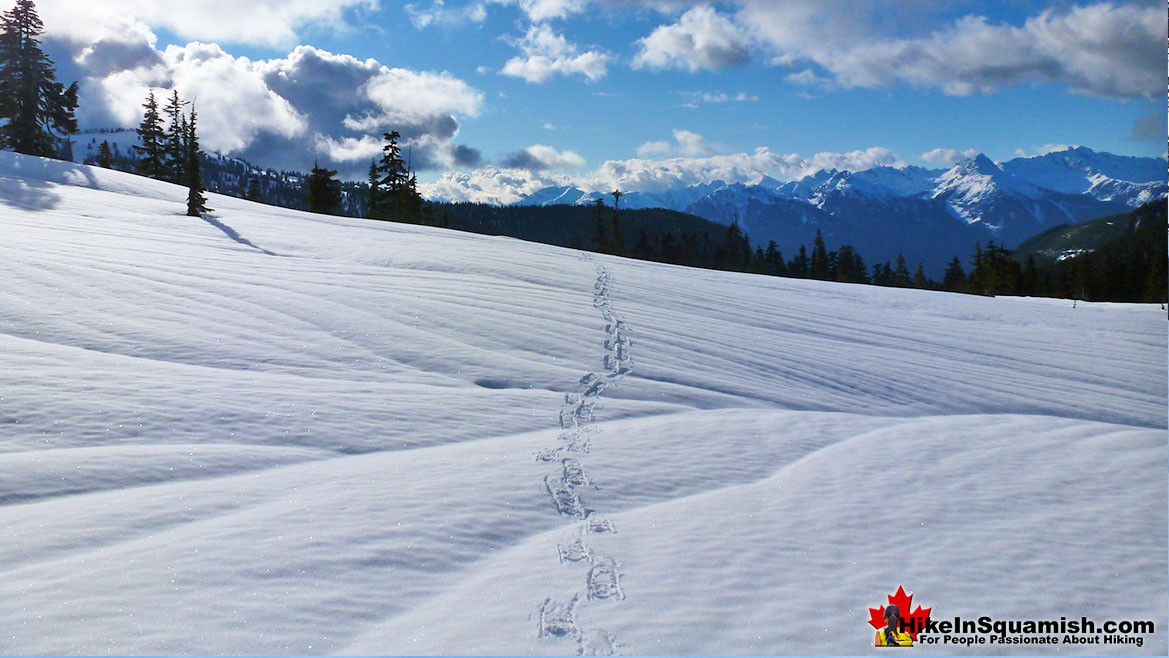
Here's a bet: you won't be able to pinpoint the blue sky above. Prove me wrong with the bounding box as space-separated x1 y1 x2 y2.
35 0 1166 201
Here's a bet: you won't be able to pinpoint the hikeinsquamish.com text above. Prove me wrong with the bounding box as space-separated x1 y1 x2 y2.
907 616 1154 648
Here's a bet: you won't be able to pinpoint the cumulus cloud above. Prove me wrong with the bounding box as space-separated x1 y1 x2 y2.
37 0 373 48
424 144 905 202
739 0 1164 99
49 13 485 178
501 24 610 82
636 129 725 157
406 1 488 29
920 147 980 166
632 5 750 72
502 144 586 170
490 0 589 22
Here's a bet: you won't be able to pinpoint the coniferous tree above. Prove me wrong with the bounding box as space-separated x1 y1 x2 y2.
0 0 78 157
942 256 966 292
609 212 625 256
892 253 911 287
913 263 928 289
95 140 113 168
366 159 380 218
763 241 785 276
1021 256 1039 296
305 161 342 214
184 105 206 217
244 177 261 202
590 198 607 252
790 244 809 278
134 90 165 178
810 229 830 280
633 229 654 260
163 89 186 183
440 207 450 229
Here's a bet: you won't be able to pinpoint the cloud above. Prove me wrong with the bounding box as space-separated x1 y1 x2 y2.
501 24 610 82
636 129 724 157
740 0 1165 100
420 166 565 204
920 147 980 165
51 18 485 178
37 0 374 48
677 90 758 107
502 144 586 170
632 5 750 72
405 1 488 29
490 0 589 22
425 144 905 201
1011 144 1074 158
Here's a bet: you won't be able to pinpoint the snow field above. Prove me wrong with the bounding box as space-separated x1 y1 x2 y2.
0 153 1164 654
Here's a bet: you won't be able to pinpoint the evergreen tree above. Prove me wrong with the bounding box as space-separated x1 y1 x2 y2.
633 229 654 260
790 244 809 278
134 90 165 178
763 241 785 276
810 229 830 280
184 105 206 217
244 177 261 202
609 212 625 256
440 207 450 229
590 198 607 252
1021 256 1039 296
366 159 380 218
892 253 911 287
941 256 966 292
374 130 411 220
163 89 186 183
913 263 928 289
305 161 342 214
835 245 866 283
95 140 113 168
0 0 78 157
659 231 679 263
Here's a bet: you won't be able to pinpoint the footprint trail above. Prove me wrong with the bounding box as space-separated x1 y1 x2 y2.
533 254 633 655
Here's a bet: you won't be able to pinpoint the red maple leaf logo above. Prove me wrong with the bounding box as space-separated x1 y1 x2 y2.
868 585 932 640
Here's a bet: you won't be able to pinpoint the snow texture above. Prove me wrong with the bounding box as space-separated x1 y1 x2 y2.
0 152 1165 655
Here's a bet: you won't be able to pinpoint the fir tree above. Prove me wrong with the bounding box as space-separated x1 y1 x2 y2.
184 105 206 217
609 212 625 256
366 159 380 218
942 256 966 292
440 207 450 229
305 161 342 214
810 229 830 280
892 253 911 287
244 177 261 202
633 229 654 260
590 198 607 252
163 89 186 183
0 0 78 157
790 244 809 278
95 140 113 168
913 263 928 289
134 90 165 178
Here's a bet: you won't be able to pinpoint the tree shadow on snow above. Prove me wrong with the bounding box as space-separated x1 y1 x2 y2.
198 213 280 256
0 155 101 212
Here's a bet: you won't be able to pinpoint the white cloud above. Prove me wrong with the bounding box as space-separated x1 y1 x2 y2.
420 166 565 204
1011 144 1074 158
739 0 1165 100
678 90 758 107
37 0 373 48
920 147 980 166
632 5 750 72
426 144 905 201
502 144 586 170
490 0 589 22
636 129 724 157
501 24 610 82
405 1 488 29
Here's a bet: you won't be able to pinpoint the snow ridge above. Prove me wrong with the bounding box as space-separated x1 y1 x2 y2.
535 254 633 655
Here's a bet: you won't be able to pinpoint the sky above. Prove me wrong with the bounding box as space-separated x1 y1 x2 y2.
31 0 1168 203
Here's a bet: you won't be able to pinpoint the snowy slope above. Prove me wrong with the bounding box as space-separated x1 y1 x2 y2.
0 152 1165 655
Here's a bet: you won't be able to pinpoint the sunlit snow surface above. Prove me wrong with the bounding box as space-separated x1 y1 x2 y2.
0 152 1165 655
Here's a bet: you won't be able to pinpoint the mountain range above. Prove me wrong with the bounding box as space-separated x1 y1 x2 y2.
516 147 1166 275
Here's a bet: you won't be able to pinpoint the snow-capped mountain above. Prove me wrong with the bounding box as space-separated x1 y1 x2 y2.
512 147 1165 274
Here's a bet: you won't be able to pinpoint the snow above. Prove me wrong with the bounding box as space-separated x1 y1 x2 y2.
0 151 1165 655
